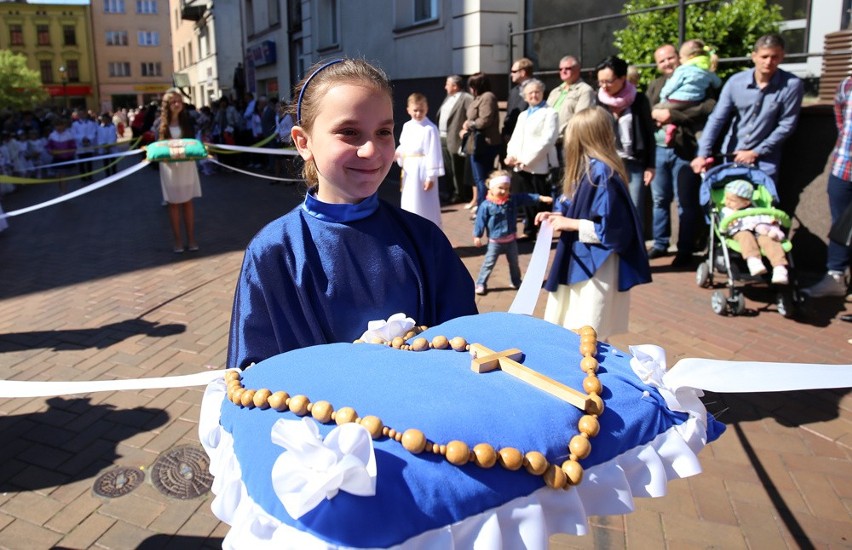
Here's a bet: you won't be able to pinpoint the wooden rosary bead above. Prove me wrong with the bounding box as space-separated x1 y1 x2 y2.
578 415 600 437
580 356 598 374
431 335 449 350
562 459 584 486
583 375 602 395
449 337 468 351
230 387 245 405
445 440 470 465
267 391 289 411
310 400 334 423
585 394 605 416
391 336 405 349
224 370 241 382
523 451 549 476
579 341 597 357
431 442 441 454
438 444 447 455
410 337 429 351
578 325 597 338
579 333 597 345
359 415 384 439
404 330 417 340
472 443 497 468
288 395 310 416
394 432 403 442
543 463 568 489
497 447 524 471
253 388 272 409
240 389 256 408
568 434 591 460
335 406 358 425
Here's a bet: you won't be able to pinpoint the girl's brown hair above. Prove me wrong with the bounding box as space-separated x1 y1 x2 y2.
562 106 628 198
158 88 194 140
289 58 393 186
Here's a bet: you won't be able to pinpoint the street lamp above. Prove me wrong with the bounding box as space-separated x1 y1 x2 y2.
58 65 68 111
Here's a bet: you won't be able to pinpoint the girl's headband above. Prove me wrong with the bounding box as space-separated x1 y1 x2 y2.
297 58 344 124
488 175 512 188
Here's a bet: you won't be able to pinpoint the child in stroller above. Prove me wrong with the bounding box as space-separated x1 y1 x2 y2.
721 179 789 285
696 163 796 316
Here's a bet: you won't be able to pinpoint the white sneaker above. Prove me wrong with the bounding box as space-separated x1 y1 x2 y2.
771 266 789 285
746 257 767 276
802 271 847 298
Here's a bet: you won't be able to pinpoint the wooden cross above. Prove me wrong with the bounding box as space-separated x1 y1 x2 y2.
469 343 591 411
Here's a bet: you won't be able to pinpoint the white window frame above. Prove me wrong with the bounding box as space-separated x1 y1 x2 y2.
104 0 126 14
137 31 160 46
141 62 162 77
413 0 437 23
316 0 339 50
106 31 129 46
136 0 158 14
108 61 131 77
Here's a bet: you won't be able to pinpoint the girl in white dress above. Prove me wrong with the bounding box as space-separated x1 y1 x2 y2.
158 89 201 253
395 93 445 228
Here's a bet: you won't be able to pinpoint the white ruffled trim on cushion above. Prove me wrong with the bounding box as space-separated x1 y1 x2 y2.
200 378 709 550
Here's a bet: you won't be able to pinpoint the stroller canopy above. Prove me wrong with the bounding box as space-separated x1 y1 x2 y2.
699 163 779 207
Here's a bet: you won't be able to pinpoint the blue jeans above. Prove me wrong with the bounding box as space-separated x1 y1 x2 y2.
476 239 521 288
471 144 499 206
827 173 852 272
651 147 702 253
625 158 645 233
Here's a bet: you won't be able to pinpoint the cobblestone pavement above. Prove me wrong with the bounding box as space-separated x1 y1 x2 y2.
0 157 849 549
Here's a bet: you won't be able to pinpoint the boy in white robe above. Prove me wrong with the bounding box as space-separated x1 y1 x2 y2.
396 93 445 228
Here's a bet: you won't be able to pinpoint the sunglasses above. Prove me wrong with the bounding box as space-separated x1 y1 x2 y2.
560 66 578 72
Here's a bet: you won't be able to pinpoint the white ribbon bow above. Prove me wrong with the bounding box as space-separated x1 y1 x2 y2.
358 313 416 343
270 417 377 519
629 345 708 431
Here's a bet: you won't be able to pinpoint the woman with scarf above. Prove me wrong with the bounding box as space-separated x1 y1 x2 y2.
595 56 656 232
535 106 651 341
504 78 560 239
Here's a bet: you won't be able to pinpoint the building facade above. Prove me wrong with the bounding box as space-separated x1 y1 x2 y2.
89 0 174 113
0 1 95 111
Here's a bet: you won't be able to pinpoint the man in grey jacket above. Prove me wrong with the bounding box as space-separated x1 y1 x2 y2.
437 75 473 203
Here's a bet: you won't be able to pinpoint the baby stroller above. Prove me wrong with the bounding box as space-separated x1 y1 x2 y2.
694 163 798 317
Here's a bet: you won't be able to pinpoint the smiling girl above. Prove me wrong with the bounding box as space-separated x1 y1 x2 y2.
227 59 477 369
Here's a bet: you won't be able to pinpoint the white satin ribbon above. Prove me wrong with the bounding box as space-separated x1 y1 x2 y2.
358 313 416 342
509 220 554 315
2 159 151 218
205 142 300 155
270 417 376 519
0 367 227 398
205 158 304 183
36 148 143 171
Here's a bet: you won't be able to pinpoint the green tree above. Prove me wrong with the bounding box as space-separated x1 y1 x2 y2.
614 0 784 87
0 50 49 110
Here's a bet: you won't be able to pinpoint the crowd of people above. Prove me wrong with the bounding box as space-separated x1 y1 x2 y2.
2 34 849 337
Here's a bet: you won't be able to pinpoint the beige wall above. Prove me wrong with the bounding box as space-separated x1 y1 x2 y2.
89 0 174 112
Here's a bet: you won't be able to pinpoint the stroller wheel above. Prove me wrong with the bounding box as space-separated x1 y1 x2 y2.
732 292 746 316
711 290 727 315
777 291 795 318
696 261 711 288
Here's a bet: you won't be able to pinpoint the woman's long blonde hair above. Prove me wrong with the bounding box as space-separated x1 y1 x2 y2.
561 106 628 198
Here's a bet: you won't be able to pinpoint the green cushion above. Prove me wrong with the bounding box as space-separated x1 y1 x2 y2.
145 138 208 162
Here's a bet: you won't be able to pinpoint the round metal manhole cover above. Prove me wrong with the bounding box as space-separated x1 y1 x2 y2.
150 444 213 499
93 467 145 498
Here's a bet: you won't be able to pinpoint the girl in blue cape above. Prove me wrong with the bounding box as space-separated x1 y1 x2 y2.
536 106 651 341
227 59 477 369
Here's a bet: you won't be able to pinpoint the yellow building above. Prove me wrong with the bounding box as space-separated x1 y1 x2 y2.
0 1 95 111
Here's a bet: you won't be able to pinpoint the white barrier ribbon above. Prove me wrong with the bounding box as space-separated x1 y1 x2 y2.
358 313 416 342
205 158 304 183
205 143 300 155
270 417 377 519
36 148 143 171
509 219 554 315
2 160 151 218
0 367 227 398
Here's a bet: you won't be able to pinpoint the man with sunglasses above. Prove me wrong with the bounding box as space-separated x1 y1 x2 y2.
546 56 596 146
501 58 535 166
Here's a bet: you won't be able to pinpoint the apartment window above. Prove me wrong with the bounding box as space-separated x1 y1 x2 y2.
317 0 338 49
105 0 126 14
40 60 53 83
109 61 132 77
10 24 23 46
188 43 193 65
138 31 160 46
413 0 437 23
137 0 157 14
106 31 129 46
67 60 80 82
63 25 77 46
141 62 162 77
37 25 50 46
288 0 302 33
268 0 280 26
245 0 255 35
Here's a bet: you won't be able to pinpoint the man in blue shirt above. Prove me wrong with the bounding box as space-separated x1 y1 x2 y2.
691 34 804 183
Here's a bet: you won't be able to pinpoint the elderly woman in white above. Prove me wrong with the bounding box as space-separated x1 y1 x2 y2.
504 79 560 238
